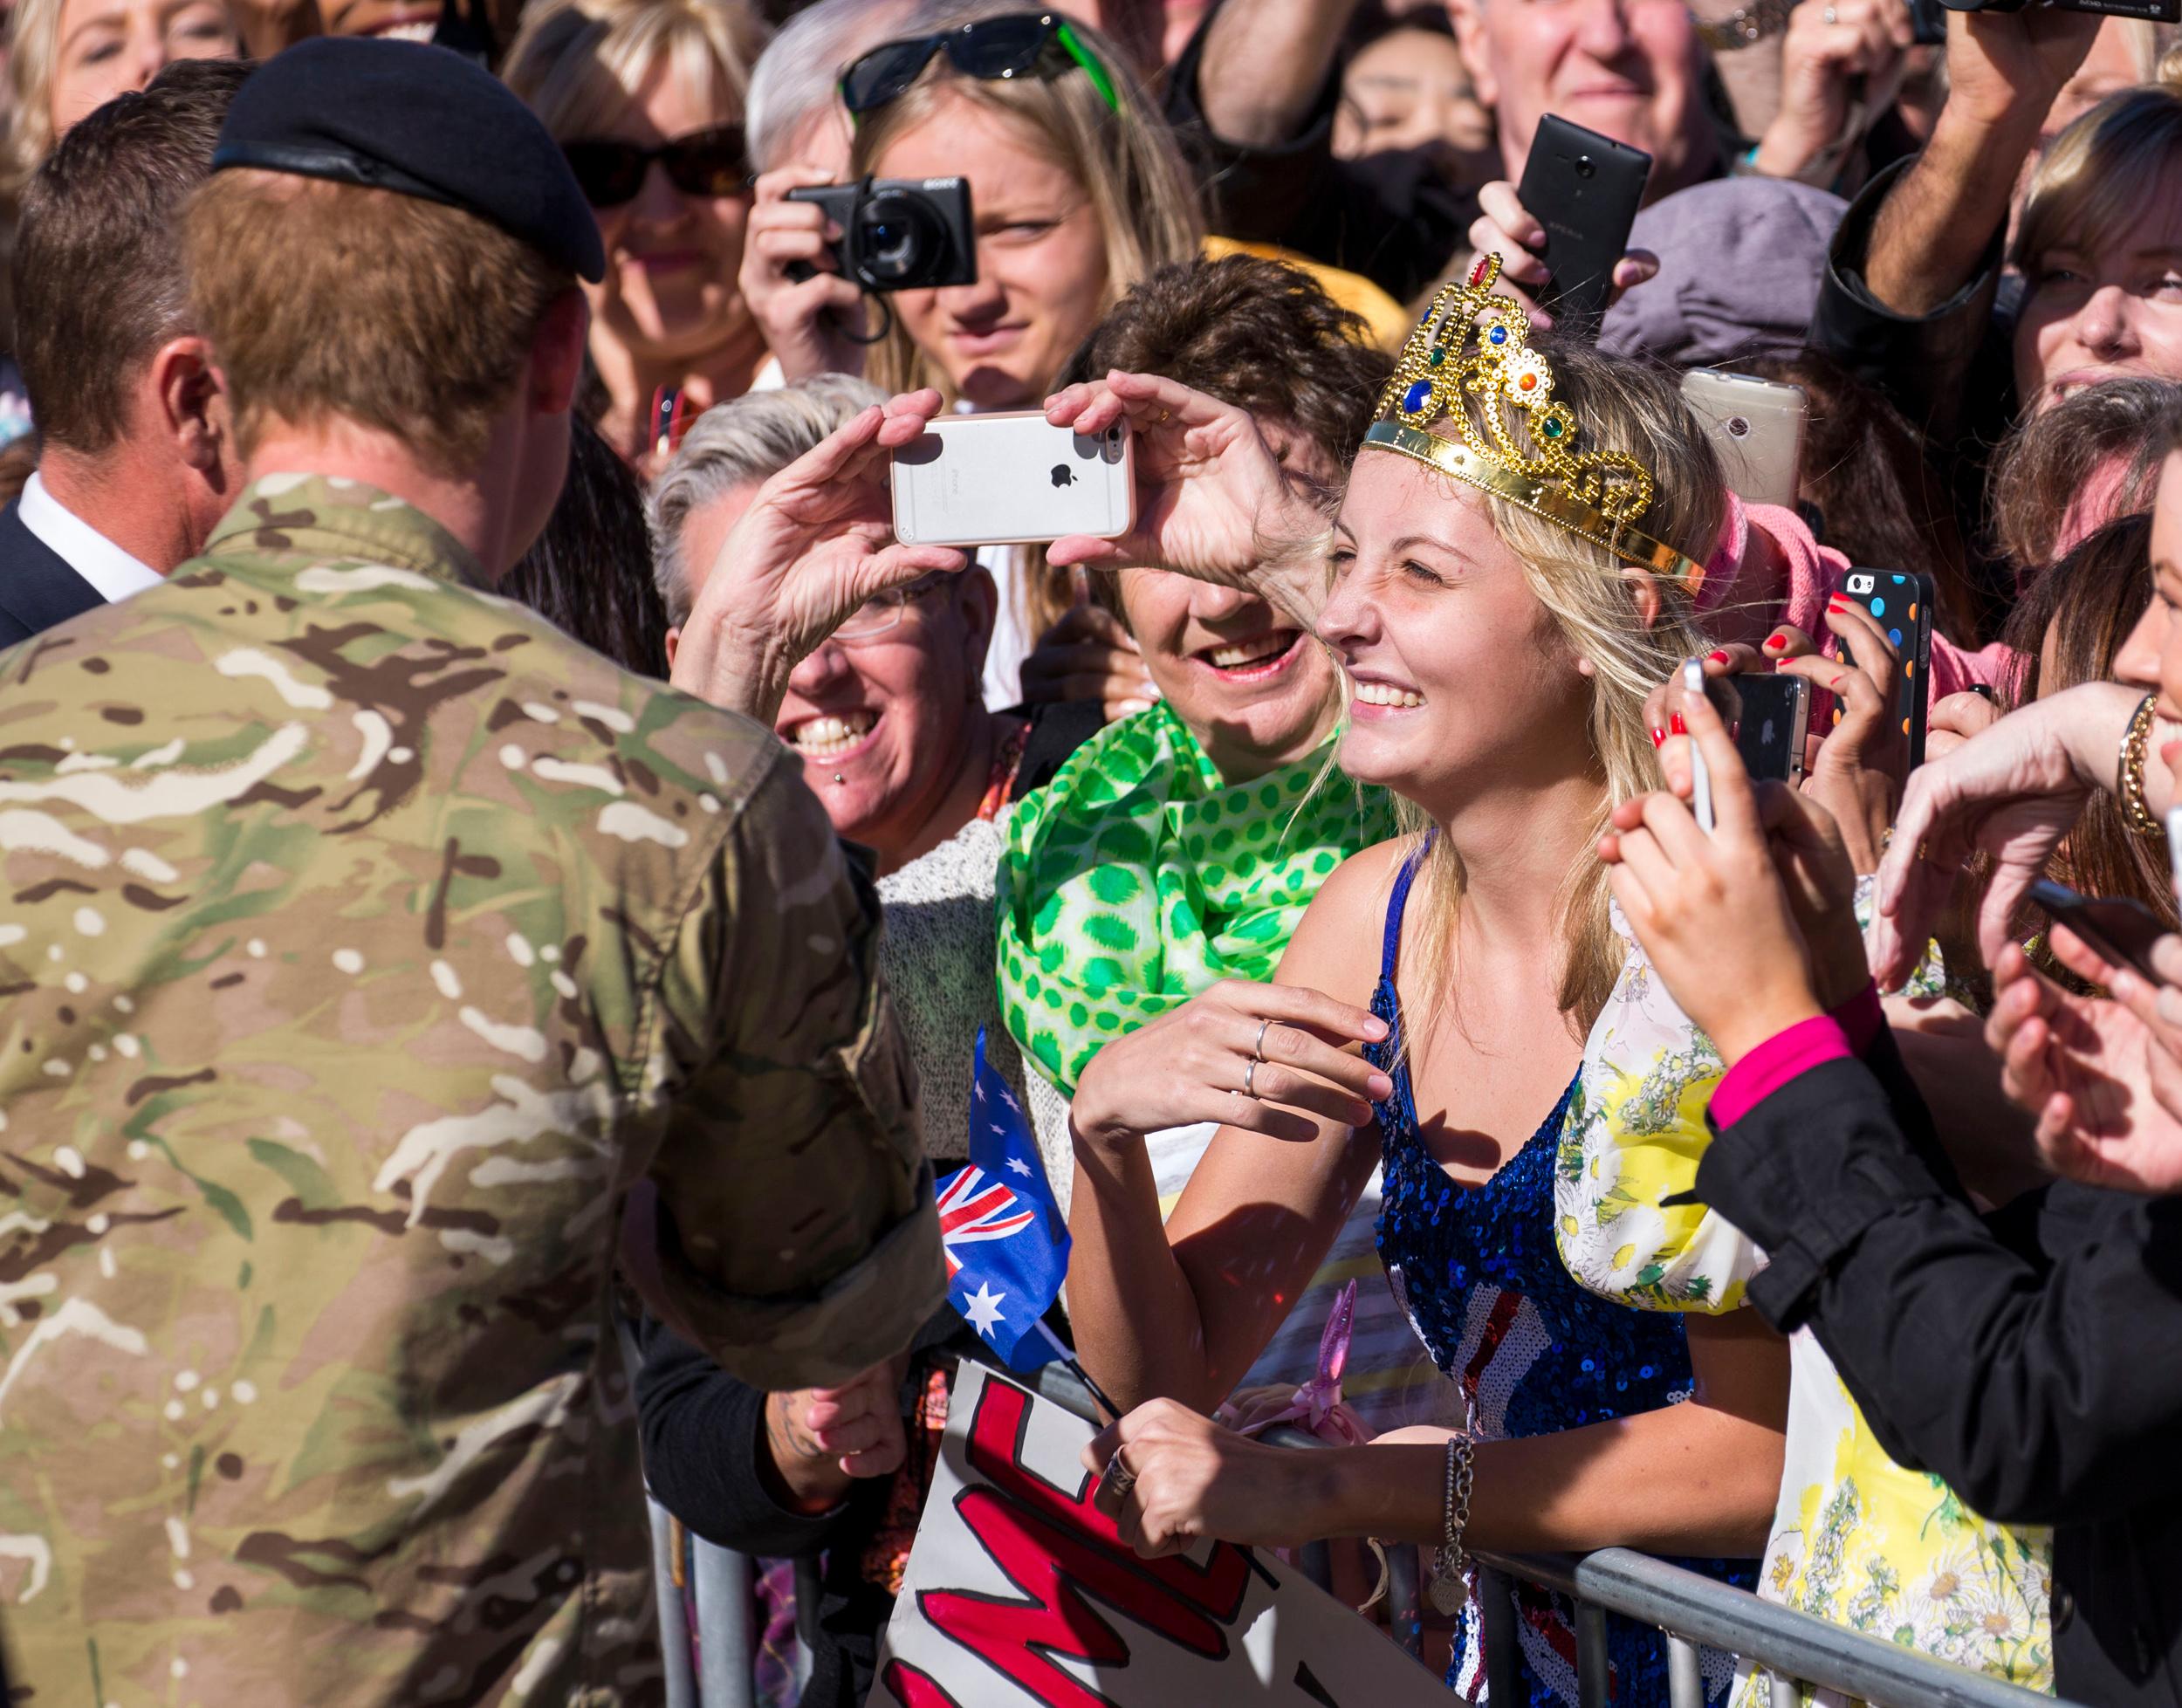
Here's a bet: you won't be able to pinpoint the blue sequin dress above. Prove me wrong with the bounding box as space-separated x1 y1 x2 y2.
1367 847 1754 1705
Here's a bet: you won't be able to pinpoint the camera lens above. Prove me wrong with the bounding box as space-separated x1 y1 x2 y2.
854 189 943 289
1726 415 1751 439
1575 154 1595 179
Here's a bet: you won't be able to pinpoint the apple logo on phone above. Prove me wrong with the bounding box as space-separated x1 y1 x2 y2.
1050 464 1075 488
1760 717 1776 747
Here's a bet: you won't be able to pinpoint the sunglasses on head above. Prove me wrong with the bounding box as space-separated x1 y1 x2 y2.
562 125 751 208
839 11 1119 120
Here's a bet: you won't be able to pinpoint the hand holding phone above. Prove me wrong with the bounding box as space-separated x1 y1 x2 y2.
891 413 1136 548
1836 569 1936 770
1511 116 1651 340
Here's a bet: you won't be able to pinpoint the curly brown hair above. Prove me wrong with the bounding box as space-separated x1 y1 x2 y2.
1055 253 1395 470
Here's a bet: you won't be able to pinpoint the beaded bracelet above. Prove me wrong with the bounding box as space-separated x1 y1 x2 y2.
2118 690 2162 838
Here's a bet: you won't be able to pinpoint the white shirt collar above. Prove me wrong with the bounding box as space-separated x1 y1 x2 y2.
17 470 163 604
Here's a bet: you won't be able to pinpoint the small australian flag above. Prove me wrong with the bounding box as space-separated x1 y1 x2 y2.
934 1030 1070 1371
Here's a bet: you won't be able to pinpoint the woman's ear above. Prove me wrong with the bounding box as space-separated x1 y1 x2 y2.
957 566 999 681
1625 570 1664 631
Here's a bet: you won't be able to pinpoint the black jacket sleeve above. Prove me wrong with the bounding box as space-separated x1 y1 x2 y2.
632 1312 863 1559
1806 156 2016 447
1694 1041 2182 1528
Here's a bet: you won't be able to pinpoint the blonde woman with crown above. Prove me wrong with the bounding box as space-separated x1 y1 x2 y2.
1045 259 1787 1705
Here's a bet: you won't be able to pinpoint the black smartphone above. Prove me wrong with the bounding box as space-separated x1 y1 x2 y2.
1836 568 1937 770
1515 115 1651 340
2028 879 2171 982
1731 674 1811 784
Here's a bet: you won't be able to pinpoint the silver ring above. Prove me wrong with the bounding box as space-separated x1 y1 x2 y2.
1244 1057 1260 1098
1104 1449 1136 1500
1822 5 1836 19
1252 1017 1272 1061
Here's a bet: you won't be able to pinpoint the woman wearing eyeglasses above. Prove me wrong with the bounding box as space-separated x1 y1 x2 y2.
504 0 772 474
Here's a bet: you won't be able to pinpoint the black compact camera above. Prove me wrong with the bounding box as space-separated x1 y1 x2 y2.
786 176 977 294
1931 0 2176 27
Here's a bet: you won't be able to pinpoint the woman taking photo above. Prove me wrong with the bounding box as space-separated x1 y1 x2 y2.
825 4 1199 704
1042 260 1785 1704
504 0 771 473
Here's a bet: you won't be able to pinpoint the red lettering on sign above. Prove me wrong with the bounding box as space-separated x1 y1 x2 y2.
882 1657 966 1708
916 1376 1252 1707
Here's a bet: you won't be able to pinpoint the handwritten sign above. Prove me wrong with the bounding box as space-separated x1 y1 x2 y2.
868 1364 1449 1708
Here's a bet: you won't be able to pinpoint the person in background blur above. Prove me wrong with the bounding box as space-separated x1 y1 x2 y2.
0 57 244 642
1812 28 2182 534
500 411 670 675
2 0 235 191
1987 374 2180 575
847 4 1200 706
1330 4 1496 201
504 0 772 471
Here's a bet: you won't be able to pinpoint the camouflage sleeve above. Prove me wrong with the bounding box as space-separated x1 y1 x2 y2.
644 753 943 1389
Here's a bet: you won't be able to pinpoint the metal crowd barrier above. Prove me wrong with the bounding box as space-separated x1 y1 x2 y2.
651 1350 2080 1708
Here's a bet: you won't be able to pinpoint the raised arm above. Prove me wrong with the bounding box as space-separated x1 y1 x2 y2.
1860 10 2098 316
1193 0 1360 148
1063 847 1396 1413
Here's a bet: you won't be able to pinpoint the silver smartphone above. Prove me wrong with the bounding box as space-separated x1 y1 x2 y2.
890 413 1136 548
1679 370 1808 511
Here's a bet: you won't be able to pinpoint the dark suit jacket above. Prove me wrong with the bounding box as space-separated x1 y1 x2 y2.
0 498 105 647
1695 1024 2182 1708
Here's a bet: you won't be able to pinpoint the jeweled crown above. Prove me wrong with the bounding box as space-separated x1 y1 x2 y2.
1362 253 1705 587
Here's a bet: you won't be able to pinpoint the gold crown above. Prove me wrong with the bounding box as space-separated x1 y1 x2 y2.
1361 253 1705 588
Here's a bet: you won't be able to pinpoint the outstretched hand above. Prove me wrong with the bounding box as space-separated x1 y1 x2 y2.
1988 931 2182 1194
1042 371 1329 628
669 389 968 723
1871 683 2147 989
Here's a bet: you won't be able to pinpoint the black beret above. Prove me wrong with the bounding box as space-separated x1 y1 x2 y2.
212 37 605 283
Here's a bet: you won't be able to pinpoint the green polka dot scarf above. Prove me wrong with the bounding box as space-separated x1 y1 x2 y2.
996 701 1396 1094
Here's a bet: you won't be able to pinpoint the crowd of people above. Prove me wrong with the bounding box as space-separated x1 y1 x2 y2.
0 0 2179 1703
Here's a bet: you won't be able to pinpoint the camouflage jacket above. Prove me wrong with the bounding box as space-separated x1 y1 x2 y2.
0 475 943 1705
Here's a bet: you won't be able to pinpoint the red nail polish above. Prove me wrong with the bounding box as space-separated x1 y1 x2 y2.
1765 631 1787 648
1827 593 1849 609
1650 727 1666 747
1670 713 1686 735
1708 649 1729 665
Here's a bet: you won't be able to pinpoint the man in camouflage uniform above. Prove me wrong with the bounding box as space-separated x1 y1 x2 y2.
0 38 943 1705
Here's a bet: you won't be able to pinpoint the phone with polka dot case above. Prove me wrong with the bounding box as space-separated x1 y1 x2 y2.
1838 569 1935 771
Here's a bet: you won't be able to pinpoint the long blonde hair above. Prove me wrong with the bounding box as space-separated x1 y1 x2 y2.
503 0 770 142
847 4 1201 399
3 0 70 197
1386 339 1727 1036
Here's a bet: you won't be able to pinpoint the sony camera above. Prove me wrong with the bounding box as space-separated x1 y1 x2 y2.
1920 0 2176 34
786 176 977 294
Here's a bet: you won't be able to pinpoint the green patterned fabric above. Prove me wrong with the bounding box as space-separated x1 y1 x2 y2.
996 701 1396 1093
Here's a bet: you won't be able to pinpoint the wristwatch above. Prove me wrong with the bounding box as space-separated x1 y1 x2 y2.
1692 0 1796 51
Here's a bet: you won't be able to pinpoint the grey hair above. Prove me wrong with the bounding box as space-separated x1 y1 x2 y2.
650 373 889 625
746 0 921 173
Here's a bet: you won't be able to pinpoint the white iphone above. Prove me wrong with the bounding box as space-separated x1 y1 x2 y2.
890 413 1136 548
1678 369 1808 511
